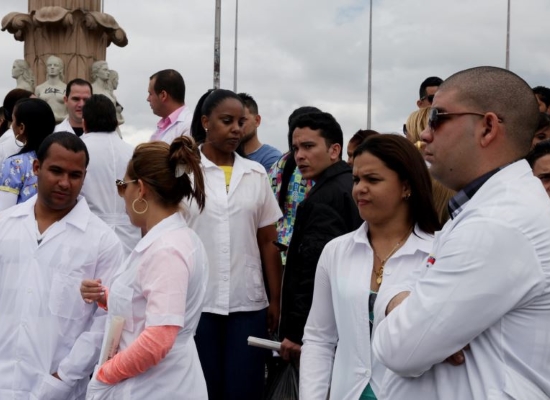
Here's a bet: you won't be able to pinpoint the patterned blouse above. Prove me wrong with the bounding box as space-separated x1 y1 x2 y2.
268 152 314 264
0 151 38 204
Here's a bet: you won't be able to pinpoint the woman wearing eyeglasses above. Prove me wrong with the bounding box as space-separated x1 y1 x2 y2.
300 135 440 400
81 136 210 400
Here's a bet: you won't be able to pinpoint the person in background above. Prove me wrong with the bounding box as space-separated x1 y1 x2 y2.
0 98 56 210
346 129 379 166
279 111 363 361
55 79 93 137
82 136 209 400
0 88 34 165
237 92 282 171
405 107 455 225
80 94 140 256
531 111 550 148
269 106 320 264
147 69 192 144
301 134 439 400
533 86 550 114
189 88 282 400
527 139 550 197
416 76 443 108
0 131 124 400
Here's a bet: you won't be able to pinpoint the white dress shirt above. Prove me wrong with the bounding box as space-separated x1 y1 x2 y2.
0 196 124 400
54 118 77 135
149 105 192 144
0 128 20 167
300 223 433 400
183 151 282 315
373 161 550 400
81 132 140 256
86 212 208 400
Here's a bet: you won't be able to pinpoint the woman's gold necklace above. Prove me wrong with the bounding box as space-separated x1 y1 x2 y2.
373 227 413 285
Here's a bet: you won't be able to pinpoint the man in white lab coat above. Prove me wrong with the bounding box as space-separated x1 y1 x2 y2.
0 131 125 400
54 79 93 137
372 66 550 399
147 69 192 144
80 94 140 256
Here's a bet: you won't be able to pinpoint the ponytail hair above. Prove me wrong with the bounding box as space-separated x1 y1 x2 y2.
127 136 206 211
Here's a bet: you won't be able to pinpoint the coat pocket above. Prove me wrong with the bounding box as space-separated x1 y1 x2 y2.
245 255 267 302
108 283 135 332
49 272 87 320
36 373 73 400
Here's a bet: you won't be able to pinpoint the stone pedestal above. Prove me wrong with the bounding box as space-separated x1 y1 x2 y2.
2 0 128 84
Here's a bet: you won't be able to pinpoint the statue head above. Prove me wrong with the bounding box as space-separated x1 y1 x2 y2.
45 55 65 81
91 61 110 83
12 60 35 87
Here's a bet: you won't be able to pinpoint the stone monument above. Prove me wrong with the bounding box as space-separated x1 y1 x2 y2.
12 59 35 92
34 55 67 121
2 0 128 88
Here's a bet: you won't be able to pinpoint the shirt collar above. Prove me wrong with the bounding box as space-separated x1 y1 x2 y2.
353 222 433 256
448 165 509 219
134 212 188 253
156 105 185 131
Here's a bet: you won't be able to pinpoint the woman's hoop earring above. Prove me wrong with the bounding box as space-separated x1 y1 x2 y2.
132 198 148 214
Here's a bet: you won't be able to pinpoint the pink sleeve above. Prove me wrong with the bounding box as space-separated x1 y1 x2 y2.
96 325 179 385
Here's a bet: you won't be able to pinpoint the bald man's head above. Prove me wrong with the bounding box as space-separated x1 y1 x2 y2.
439 66 539 156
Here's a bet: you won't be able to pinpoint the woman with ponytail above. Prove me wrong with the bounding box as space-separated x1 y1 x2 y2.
188 88 283 399
82 136 209 399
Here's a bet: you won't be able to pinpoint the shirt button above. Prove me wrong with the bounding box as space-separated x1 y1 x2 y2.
27 288 32 293
223 275 229 281
222 248 229 253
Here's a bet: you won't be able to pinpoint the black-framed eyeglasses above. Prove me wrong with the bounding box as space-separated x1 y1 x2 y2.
115 178 137 196
420 94 435 104
428 108 492 132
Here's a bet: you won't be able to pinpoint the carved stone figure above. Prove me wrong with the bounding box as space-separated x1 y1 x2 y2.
35 55 67 122
108 69 124 125
12 59 35 92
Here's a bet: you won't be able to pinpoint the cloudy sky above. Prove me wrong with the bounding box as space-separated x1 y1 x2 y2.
0 0 549 149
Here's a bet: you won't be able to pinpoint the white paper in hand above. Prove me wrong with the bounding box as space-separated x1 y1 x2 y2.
247 336 281 351
98 316 125 365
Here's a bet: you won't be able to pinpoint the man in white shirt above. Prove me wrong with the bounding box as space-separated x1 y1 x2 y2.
373 66 550 399
54 78 93 137
147 69 191 144
81 94 140 256
0 131 124 400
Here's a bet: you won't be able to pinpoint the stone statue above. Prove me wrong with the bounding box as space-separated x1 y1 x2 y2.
108 69 124 125
12 59 35 92
91 61 114 101
35 55 67 122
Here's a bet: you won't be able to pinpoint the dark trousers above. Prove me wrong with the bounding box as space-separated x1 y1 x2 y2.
195 309 268 400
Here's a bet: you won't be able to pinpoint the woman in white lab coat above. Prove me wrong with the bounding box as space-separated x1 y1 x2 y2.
300 134 441 400
82 136 209 399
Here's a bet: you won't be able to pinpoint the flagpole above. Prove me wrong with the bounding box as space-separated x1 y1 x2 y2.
367 0 373 129
505 0 510 70
233 0 239 92
214 0 221 89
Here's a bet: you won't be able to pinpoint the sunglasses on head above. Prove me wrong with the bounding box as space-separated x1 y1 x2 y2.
115 178 137 196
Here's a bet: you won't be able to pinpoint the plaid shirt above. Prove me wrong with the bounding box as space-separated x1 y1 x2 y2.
448 165 508 219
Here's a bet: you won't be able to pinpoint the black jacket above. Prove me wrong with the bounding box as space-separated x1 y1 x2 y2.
279 161 362 343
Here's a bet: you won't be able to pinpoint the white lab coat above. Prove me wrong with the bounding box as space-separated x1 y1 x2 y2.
372 161 550 400
81 132 140 256
0 196 125 400
150 105 192 144
183 150 282 315
85 212 209 400
54 118 77 135
300 224 432 400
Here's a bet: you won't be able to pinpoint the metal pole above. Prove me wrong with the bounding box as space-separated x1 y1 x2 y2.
505 0 510 70
233 0 238 92
367 0 373 129
214 0 222 89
